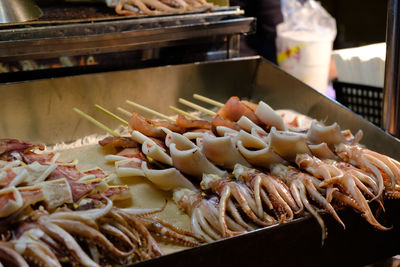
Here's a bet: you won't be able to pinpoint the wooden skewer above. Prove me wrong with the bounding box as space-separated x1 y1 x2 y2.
73 108 120 137
117 107 133 118
178 98 216 116
94 104 128 126
126 100 175 123
193 93 224 108
169 106 202 120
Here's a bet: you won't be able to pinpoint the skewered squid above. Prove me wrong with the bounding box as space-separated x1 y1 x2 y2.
232 164 300 223
166 132 227 179
0 196 199 266
173 188 252 242
198 132 250 170
271 164 345 244
201 173 276 237
335 143 400 193
71 94 400 254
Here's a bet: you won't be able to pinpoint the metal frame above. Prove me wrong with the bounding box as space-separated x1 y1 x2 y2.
383 0 400 137
0 7 255 61
1 57 400 267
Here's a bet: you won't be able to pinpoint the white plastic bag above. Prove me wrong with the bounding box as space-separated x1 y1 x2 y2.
276 0 337 93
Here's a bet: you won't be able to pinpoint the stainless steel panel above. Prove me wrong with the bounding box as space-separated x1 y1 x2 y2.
383 0 400 137
0 0 42 24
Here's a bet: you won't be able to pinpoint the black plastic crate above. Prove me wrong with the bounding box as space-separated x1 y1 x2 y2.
333 80 383 126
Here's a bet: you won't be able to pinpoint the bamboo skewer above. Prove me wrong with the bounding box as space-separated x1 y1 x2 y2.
126 100 175 123
193 93 224 108
169 106 202 120
75 94 223 138
94 104 128 126
178 98 216 116
73 108 120 137
117 107 133 118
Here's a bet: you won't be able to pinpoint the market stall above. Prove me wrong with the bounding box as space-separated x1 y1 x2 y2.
0 1 400 266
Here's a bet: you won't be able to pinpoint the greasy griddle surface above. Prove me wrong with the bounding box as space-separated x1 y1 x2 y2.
39 4 116 21
56 143 193 255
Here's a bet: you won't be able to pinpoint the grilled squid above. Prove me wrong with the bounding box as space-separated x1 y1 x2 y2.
268 127 311 161
254 101 286 131
307 121 363 146
141 162 197 191
166 132 226 179
234 130 286 169
200 133 250 170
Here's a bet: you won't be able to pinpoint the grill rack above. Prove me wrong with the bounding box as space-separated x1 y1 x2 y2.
0 6 254 61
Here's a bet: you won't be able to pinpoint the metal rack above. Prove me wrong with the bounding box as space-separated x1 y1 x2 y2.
0 5 255 82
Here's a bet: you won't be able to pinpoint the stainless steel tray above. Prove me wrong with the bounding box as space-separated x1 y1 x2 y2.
0 57 399 266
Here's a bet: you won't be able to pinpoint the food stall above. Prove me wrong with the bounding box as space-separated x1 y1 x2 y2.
0 1 400 266
0 2 255 82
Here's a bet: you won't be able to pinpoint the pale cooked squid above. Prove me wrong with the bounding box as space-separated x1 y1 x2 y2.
200 132 250 170
271 164 345 244
232 164 300 223
308 143 338 160
254 101 286 131
201 173 276 237
234 130 286 169
335 143 400 195
167 132 226 179
268 127 311 161
173 188 250 242
307 121 363 147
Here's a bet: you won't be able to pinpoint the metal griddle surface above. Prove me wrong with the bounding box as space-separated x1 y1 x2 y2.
38 4 116 22
0 2 218 26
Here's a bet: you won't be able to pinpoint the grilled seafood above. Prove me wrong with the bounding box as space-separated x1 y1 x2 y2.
0 139 45 161
101 95 400 248
199 132 250 170
201 174 276 237
335 143 400 194
108 0 213 16
232 164 300 223
1 93 392 266
0 196 199 266
271 164 345 244
296 153 388 230
173 188 241 242
217 96 261 125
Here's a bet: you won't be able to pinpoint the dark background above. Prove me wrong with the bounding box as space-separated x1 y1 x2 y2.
320 0 388 49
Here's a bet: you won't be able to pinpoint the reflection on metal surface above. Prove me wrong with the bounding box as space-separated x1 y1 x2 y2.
0 0 42 24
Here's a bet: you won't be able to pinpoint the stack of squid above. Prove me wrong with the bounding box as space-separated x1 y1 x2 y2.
102 96 400 244
0 139 202 266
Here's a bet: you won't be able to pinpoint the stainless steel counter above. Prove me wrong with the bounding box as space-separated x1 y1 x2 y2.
0 57 400 266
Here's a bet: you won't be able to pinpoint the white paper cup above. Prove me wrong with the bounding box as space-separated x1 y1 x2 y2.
276 30 333 94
